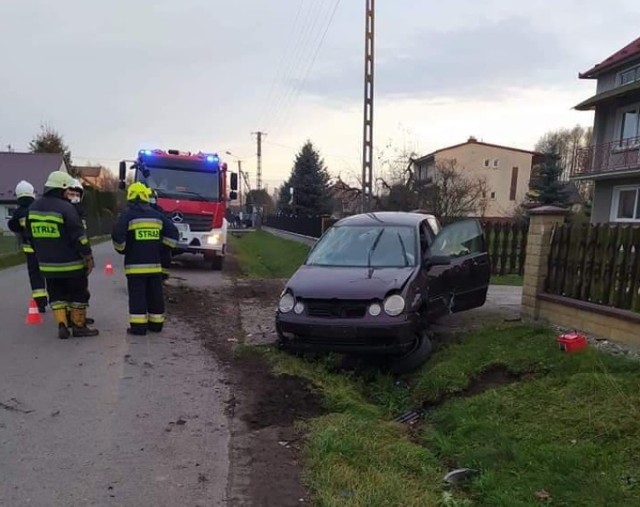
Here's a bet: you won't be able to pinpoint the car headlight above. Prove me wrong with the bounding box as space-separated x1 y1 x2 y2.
369 303 382 317
278 293 295 313
207 234 221 245
383 295 405 316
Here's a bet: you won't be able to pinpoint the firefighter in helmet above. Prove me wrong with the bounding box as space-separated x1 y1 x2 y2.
112 182 179 335
8 180 48 312
68 179 88 229
25 171 98 339
148 188 172 280
67 178 95 325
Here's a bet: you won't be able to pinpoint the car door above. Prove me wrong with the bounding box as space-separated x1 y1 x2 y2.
416 220 451 321
429 219 490 313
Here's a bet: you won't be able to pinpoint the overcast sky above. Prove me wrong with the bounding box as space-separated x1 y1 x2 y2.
1 0 639 190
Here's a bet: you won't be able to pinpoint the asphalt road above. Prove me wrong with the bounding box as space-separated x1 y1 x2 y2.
0 242 231 507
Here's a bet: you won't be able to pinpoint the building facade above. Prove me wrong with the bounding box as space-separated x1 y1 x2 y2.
571 36 640 224
412 137 540 218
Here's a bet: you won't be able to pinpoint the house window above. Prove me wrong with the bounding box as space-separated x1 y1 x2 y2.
483 159 490 168
618 105 640 144
490 191 496 200
492 159 499 168
618 65 640 87
5 207 16 219
611 186 640 222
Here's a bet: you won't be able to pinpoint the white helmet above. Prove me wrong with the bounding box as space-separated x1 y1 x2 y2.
70 178 83 192
15 180 35 199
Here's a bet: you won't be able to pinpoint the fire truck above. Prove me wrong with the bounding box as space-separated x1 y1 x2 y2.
118 149 238 270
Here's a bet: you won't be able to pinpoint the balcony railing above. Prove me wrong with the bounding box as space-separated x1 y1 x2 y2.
572 136 640 177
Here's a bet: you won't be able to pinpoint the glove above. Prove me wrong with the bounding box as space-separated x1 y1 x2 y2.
83 255 95 275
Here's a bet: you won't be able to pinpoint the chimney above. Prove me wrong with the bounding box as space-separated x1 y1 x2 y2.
468 136 477 143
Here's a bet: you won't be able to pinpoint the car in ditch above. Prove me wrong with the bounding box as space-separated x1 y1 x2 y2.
275 212 491 372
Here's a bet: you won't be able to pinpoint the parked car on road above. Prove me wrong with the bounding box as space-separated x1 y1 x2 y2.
275 212 491 372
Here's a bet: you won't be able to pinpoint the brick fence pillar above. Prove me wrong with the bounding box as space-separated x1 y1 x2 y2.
521 206 569 320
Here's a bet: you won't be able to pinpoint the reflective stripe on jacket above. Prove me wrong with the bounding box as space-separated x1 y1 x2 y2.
111 202 179 277
26 195 92 278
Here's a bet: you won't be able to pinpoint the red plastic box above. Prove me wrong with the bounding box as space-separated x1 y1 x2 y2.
556 331 588 353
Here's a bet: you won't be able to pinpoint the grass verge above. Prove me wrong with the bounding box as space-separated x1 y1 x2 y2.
229 230 310 279
490 274 523 286
254 325 640 506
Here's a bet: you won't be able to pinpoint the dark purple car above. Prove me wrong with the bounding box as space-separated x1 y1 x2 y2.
275 212 491 372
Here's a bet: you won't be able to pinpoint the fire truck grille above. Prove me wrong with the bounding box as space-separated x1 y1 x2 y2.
181 214 213 232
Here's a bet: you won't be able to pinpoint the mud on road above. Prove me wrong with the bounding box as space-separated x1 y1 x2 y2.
165 269 323 506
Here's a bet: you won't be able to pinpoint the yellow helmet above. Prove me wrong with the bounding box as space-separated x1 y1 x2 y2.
44 171 75 190
127 182 151 202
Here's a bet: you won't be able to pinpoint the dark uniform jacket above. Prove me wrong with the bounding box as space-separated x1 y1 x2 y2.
112 202 179 276
8 197 34 253
26 195 92 278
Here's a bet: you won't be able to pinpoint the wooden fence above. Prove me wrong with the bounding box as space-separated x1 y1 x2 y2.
481 220 528 276
546 223 640 312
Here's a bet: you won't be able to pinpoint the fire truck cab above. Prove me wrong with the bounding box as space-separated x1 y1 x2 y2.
119 149 238 270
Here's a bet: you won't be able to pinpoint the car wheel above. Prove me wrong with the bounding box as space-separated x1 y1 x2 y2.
389 329 433 374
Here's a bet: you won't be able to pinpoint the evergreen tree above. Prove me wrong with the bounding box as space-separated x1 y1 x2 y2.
527 147 569 206
278 141 331 215
29 124 73 171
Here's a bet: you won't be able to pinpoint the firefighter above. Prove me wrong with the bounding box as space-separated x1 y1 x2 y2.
26 171 98 339
68 179 88 229
149 188 172 280
7 180 48 313
112 182 179 336
67 178 95 325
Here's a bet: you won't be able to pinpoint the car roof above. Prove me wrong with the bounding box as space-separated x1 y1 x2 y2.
335 211 435 227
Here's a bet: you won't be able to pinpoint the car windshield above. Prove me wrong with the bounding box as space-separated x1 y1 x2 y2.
137 166 220 201
306 225 418 268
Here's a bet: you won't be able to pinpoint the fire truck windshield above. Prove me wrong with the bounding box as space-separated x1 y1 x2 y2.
138 166 220 201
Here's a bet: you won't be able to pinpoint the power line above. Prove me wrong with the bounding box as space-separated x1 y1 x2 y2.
255 0 307 130
269 0 343 138
265 0 336 134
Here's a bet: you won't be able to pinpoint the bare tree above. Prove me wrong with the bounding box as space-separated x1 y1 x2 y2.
427 159 488 218
535 125 593 181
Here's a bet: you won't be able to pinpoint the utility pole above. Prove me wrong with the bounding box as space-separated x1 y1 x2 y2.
252 131 267 191
236 159 243 206
361 0 375 213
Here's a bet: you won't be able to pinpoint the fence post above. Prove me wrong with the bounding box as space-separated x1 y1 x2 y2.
522 206 569 320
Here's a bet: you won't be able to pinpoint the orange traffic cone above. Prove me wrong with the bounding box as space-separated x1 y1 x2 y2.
25 299 44 325
105 260 114 276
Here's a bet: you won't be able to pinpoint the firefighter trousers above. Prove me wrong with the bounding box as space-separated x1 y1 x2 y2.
127 275 165 335
26 252 48 310
46 276 90 311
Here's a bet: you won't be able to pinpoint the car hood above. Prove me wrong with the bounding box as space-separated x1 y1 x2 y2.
287 265 416 300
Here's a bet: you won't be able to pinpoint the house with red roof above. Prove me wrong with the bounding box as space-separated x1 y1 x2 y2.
571 36 640 223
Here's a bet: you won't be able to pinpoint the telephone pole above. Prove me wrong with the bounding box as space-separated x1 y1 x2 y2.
252 131 267 191
361 0 375 212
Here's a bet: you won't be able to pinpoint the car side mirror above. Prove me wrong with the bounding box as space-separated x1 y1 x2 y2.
424 254 451 268
230 173 238 191
229 190 238 201
119 161 126 181
118 180 126 191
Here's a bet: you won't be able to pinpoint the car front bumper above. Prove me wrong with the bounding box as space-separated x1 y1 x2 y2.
275 312 420 354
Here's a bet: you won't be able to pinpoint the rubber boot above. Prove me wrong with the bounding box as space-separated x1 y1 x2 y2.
68 310 94 325
53 309 70 340
70 308 99 337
